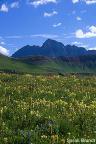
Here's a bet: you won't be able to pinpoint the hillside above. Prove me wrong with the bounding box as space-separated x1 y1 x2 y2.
0 54 96 74
0 54 38 74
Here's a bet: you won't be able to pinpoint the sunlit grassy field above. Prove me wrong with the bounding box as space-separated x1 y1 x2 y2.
0 73 96 143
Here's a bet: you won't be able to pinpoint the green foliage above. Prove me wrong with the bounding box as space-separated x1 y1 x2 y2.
0 54 96 74
0 74 96 143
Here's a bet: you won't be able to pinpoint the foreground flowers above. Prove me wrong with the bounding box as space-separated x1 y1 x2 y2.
0 73 96 143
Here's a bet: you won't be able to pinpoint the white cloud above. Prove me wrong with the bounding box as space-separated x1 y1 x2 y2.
0 46 9 56
30 34 58 38
0 4 8 12
53 23 62 27
0 42 5 45
10 2 19 8
72 0 79 3
84 0 96 4
75 25 96 38
88 47 96 50
44 10 58 17
28 0 57 7
89 25 96 33
76 16 82 21
0 2 19 13
72 0 96 4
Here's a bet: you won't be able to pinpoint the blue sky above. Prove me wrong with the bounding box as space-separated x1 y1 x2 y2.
0 0 96 56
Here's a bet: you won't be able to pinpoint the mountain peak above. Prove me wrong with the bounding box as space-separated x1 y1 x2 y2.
43 39 57 45
44 38 56 42
12 39 96 58
42 39 64 48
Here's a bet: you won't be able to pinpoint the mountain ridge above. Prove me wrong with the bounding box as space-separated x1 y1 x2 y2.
0 39 96 74
12 39 96 58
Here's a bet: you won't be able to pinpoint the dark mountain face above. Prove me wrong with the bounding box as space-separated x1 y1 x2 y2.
87 50 96 55
12 45 41 58
41 39 66 57
65 45 87 56
12 39 96 58
12 39 66 58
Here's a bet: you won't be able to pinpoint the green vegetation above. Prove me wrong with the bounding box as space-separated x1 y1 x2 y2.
0 73 96 143
0 55 41 73
0 55 96 74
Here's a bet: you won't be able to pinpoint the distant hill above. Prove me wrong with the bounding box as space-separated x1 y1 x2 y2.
0 53 96 74
87 50 96 55
12 39 94 58
0 54 45 74
0 54 34 73
20 55 96 73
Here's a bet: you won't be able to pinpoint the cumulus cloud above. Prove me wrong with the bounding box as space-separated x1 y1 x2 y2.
0 1 19 13
44 10 58 17
28 0 57 7
53 23 62 27
0 41 5 45
72 0 96 4
75 25 96 38
89 25 96 33
76 16 82 21
10 2 19 8
0 46 9 56
72 0 79 3
0 4 8 12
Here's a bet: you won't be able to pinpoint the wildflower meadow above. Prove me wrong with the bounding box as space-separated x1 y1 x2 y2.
0 73 96 143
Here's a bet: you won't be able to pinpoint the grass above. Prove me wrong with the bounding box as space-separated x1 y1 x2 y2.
0 55 96 74
0 73 96 143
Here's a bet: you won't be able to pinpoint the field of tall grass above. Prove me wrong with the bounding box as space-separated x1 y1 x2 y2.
0 73 96 143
